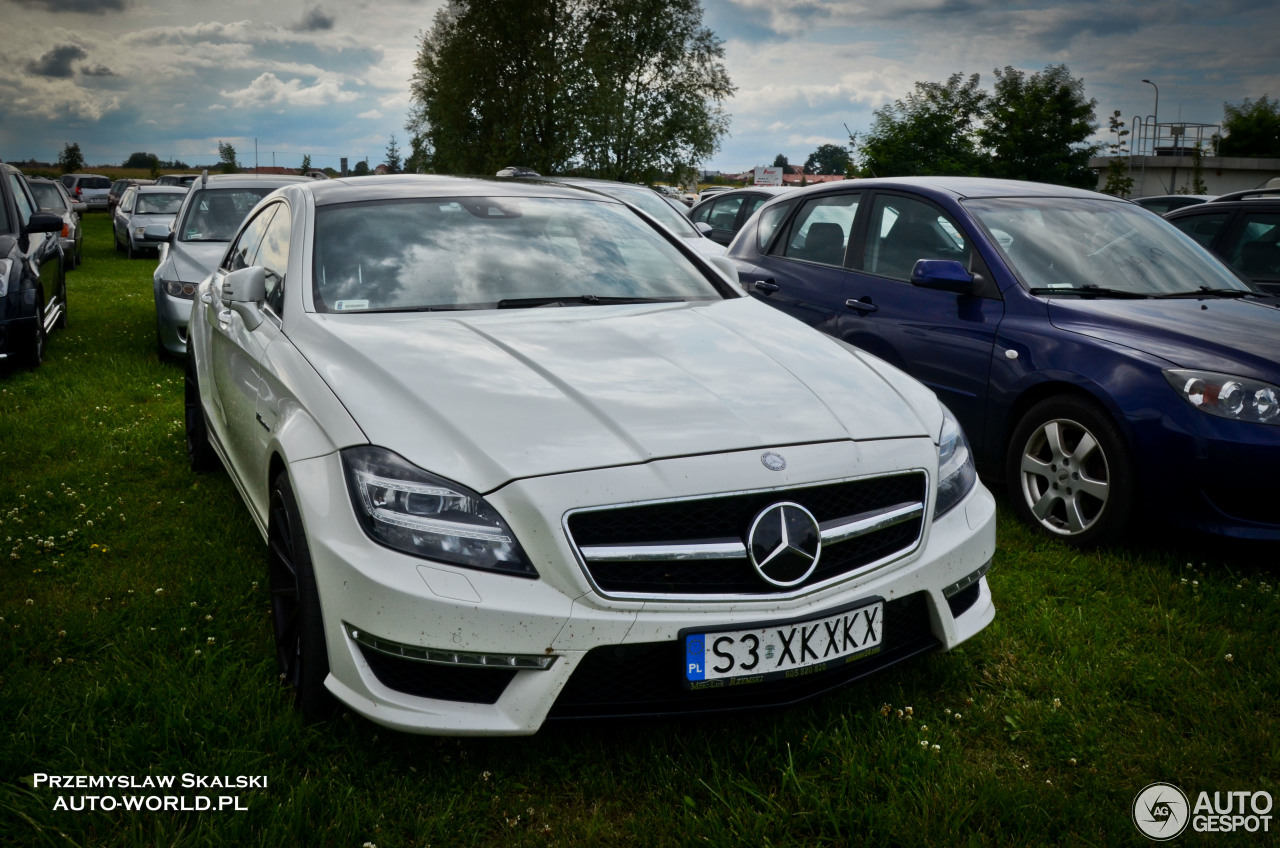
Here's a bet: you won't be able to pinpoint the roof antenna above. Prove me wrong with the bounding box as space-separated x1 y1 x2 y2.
201 169 208 189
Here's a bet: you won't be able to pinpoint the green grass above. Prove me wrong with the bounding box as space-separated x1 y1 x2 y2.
1 214 1278 846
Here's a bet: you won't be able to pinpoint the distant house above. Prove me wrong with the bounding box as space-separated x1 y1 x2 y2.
781 166 846 186
374 164 391 175
249 166 297 176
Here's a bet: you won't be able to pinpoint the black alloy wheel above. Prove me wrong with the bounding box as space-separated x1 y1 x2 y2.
22 296 45 369
184 357 220 472
268 471 334 718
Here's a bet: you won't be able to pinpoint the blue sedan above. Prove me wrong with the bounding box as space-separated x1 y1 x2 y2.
726 177 1280 545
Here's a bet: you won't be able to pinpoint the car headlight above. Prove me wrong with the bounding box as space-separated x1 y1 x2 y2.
162 279 196 299
0 258 11 297
1165 369 1280 425
341 446 537 577
135 226 147 238
935 404 977 518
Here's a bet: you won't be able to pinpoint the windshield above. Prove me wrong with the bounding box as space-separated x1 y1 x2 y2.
178 188 275 242
29 183 66 211
964 197 1252 295
313 196 722 312
584 184 700 237
136 193 185 215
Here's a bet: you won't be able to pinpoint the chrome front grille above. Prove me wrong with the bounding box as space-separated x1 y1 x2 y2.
565 472 927 598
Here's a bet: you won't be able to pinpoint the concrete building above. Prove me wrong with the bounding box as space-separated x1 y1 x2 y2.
1090 119 1280 197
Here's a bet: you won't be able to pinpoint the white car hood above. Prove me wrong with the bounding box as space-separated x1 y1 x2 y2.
292 297 938 492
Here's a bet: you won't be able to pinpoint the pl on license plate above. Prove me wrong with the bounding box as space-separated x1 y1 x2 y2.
683 601 884 690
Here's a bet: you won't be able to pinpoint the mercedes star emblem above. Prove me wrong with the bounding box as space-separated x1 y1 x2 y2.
747 502 822 587
760 451 787 471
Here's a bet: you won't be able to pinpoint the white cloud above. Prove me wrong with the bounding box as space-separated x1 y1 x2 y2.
357 109 383 120
219 72 358 109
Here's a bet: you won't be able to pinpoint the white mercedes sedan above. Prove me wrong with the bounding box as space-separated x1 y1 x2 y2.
186 175 996 736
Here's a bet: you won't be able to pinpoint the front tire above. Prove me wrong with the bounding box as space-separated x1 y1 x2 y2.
1006 395 1134 546
184 357 220 472
268 471 334 718
21 296 45 369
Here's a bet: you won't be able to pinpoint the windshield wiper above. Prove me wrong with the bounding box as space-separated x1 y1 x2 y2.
496 295 687 309
1153 287 1252 299
1026 284 1150 299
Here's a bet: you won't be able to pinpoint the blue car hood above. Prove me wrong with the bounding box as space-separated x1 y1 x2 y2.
1048 297 1280 381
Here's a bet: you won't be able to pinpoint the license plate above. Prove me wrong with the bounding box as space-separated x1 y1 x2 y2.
682 600 884 690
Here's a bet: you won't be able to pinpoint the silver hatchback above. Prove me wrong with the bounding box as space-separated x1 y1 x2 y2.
153 173 312 357
113 185 187 258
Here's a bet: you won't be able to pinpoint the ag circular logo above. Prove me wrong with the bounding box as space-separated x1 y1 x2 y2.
1133 782 1190 840
747 502 821 587
760 451 787 472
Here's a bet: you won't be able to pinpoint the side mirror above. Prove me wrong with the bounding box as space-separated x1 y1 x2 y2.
694 222 713 237
24 212 64 235
221 265 266 330
910 259 977 294
706 254 743 289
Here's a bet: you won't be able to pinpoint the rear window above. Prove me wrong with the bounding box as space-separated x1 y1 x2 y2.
29 182 66 210
83 177 111 190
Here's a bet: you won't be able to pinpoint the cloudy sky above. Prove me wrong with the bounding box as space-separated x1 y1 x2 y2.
2 0 1277 173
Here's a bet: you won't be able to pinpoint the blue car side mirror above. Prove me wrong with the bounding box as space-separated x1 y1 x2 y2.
911 259 977 294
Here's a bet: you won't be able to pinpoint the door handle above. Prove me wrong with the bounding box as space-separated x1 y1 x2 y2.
845 297 879 314
753 280 780 294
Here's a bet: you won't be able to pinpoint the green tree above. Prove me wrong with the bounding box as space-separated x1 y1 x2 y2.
301 153 312 172
123 151 159 170
980 64 1097 187
771 153 789 169
57 142 84 174
352 159 370 176
1101 110 1134 198
217 141 238 174
383 134 402 174
1219 95 1280 158
803 143 852 176
406 0 733 181
857 73 987 177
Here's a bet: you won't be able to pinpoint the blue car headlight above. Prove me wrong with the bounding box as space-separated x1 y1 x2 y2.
341 446 537 577
1165 369 1280 425
935 404 977 518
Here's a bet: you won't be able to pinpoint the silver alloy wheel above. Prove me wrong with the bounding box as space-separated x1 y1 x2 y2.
1017 417 1111 536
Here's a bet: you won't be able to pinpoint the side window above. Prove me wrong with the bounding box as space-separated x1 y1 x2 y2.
863 194 970 281
743 194 767 220
757 201 794 252
256 205 292 315
1227 212 1280 278
120 188 135 212
708 195 744 233
1169 212 1230 250
776 194 859 267
9 175 34 224
224 204 279 273
690 201 713 226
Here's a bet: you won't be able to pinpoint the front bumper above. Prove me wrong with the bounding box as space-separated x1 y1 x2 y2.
154 285 193 356
289 438 997 735
1126 404 1280 540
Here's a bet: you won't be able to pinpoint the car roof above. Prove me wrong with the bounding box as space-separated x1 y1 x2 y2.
302 174 626 207
1206 187 1280 204
135 185 189 193
788 176 1112 201
189 174 314 190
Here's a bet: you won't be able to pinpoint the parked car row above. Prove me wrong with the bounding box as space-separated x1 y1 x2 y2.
17 163 1279 738
183 174 997 735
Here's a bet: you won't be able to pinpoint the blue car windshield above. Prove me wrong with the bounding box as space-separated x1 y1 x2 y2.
964 197 1252 295
312 196 721 312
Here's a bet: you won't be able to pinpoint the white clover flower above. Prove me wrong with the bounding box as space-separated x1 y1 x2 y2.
155 587 164 595
1225 653 1234 663
931 744 941 753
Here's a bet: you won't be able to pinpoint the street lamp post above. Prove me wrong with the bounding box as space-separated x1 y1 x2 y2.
1142 79 1159 155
